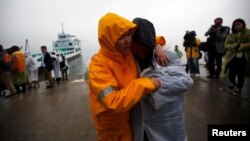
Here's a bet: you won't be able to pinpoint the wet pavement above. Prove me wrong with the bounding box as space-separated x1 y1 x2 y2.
0 67 250 141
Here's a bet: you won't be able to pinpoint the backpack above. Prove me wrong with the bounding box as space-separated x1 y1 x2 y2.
198 42 208 52
183 32 197 47
198 51 202 59
0 51 12 71
3 53 11 63
12 51 26 72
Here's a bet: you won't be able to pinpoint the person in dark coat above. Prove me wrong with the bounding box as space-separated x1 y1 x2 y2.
60 55 68 81
205 17 230 79
40 46 54 88
0 45 17 97
131 18 190 141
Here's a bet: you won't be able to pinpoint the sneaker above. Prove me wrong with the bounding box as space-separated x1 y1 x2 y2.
233 87 241 96
5 93 18 98
46 85 55 89
195 74 200 77
207 75 214 78
228 83 235 90
214 75 220 79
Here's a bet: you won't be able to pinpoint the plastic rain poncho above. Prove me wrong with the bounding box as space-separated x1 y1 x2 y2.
25 54 39 82
132 49 193 141
51 54 61 78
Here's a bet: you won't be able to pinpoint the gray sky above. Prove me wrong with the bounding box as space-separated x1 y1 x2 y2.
1 0 250 64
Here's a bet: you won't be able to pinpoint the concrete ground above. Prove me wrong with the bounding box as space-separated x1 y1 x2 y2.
0 67 250 141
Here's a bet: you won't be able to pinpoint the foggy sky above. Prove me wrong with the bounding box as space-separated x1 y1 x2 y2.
0 0 250 64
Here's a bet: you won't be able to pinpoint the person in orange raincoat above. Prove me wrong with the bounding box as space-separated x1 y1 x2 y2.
10 46 27 93
88 13 162 141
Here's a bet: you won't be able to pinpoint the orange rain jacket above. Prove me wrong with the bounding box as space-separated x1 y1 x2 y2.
185 38 201 59
88 13 156 141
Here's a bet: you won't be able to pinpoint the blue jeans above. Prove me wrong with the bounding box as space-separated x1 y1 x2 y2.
188 58 200 74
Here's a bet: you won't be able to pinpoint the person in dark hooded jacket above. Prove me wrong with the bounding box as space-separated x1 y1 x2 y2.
131 18 192 141
132 18 156 72
0 45 17 97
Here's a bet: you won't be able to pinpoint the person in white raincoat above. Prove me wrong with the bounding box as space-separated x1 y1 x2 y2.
131 17 193 141
51 52 61 84
25 51 39 88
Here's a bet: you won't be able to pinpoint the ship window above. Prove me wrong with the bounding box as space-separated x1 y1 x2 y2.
55 44 58 47
69 43 72 46
59 35 66 38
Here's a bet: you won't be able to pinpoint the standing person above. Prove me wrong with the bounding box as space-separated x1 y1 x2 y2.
183 31 190 74
0 45 17 97
10 46 26 93
60 55 68 81
205 17 230 79
131 18 192 141
222 19 250 95
88 12 161 141
175 45 183 58
51 52 61 84
40 46 54 88
183 31 201 77
25 51 39 88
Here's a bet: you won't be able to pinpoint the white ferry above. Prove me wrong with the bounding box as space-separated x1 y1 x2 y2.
52 24 82 60
27 24 82 62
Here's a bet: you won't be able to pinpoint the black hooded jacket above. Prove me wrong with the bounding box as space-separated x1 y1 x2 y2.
132 18 156 71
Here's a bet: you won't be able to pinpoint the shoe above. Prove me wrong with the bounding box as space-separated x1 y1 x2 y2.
195 74 200 77
233 87 241 96
228 83 235 90
46 85 55 89
5 93 18 98
207 75 214 78
0 92 6 97
214 76 220 79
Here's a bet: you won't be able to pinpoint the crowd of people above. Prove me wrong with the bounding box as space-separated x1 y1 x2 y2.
183 17 250 96
0 45 69 98
88 12 250 141
1 11 249 141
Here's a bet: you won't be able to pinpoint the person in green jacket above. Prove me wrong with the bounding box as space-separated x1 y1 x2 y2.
174 45 183 58
223 18 250 95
